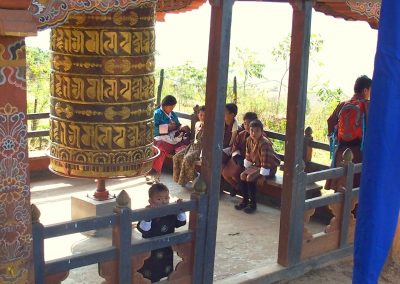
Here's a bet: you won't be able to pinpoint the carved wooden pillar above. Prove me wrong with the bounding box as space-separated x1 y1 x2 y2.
0 1 37 282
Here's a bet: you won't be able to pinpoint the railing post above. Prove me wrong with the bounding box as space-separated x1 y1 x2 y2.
114 190 132 284
278 0 313 266
156 68 164 106
303 127 313 169
191 179 208 284
340 148 355 248
233 76 237 104
32 204 45 284
190 105 200 140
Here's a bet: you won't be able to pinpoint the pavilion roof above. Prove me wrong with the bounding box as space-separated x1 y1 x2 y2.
29 0 207 30
311 0 380 29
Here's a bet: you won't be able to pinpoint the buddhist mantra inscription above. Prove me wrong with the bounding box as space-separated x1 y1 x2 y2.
49 4 157 178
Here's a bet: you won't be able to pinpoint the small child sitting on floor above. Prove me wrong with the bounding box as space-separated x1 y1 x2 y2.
137 183 187 282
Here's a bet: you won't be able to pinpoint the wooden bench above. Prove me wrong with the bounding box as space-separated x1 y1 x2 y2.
163 108 327 206
256 175 322 204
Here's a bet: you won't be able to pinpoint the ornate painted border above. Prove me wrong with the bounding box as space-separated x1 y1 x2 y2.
346 0 381 20
29 0 157 30
0 40 26 91
0 103 31 282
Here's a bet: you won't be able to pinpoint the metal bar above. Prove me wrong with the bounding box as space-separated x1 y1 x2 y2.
26 112 191 140
340 161 355 247
32 222 46 284
156 68 164 106
27 112 50 120
278 0 313 266
354 163 362 173
306 161 330 171
309 140 330 151
265 130 286 141
131 231 193 254
306 167 345 183
45 247 117 274
175 111 192 120
352 187 359 198
44 215 117 238
27 130 49 138
118 208 132 284
192 193 208 284
130 200 196 222
202 0 235 281
305 192 343 210
290 170 307 264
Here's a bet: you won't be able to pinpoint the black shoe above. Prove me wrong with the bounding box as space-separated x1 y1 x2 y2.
229 188 237 197
244 205 256 214
234 203 247 210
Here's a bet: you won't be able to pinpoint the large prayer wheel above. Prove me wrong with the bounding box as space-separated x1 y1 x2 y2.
49 4 157 179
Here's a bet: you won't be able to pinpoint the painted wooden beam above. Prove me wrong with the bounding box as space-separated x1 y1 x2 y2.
201 0 235 282
278 0 312 267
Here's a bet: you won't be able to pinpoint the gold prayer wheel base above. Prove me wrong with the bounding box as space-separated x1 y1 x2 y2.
48 160 153 179
48 145 160 179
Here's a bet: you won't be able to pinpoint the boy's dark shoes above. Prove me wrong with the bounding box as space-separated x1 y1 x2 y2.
234 203 247 210
244 205 256 214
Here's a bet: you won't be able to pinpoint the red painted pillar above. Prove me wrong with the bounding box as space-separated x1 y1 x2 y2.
0 1 37 282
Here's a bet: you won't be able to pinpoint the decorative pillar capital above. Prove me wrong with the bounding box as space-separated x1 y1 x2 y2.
0 1 37 37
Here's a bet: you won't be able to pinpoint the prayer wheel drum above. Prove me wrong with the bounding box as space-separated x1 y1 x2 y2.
49 4 157 179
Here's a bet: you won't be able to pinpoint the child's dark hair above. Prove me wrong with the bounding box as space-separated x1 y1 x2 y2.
243 112 258 122
225 103 238 116
199 105 206 112
354 75 372 94
249 119 263 130
161 95 177 106
148 183 169 198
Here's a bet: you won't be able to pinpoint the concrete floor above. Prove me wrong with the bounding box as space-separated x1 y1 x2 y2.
30 171 326 283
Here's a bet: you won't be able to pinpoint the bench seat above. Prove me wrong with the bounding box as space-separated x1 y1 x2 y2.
256 175 322 202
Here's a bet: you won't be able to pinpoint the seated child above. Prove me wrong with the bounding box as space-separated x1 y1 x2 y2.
222 103 239 164
222 112 258 196
137 183 187 282
234 119 280 214
173 105 205 187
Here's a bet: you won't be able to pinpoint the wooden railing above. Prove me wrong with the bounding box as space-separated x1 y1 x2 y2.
27 111 194 139
32 190 207 284
301 149 361 259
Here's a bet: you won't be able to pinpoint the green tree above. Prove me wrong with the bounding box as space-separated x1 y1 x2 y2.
26 47 51 150
26 47 51 116
230 47 265 97
159 63 206 112
272 33 324 115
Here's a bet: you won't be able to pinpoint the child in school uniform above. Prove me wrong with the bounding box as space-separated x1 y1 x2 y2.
222 103 239 164
234 119 280 213
137 183 187 282
221 112 258 196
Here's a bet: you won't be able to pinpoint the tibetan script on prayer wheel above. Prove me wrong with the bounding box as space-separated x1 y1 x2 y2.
49 4 157 178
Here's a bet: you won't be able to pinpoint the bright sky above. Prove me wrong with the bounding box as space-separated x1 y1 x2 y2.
26 2 378 96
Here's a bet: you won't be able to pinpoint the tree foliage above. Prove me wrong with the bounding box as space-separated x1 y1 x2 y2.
230 47 265 97
272 33 324 115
